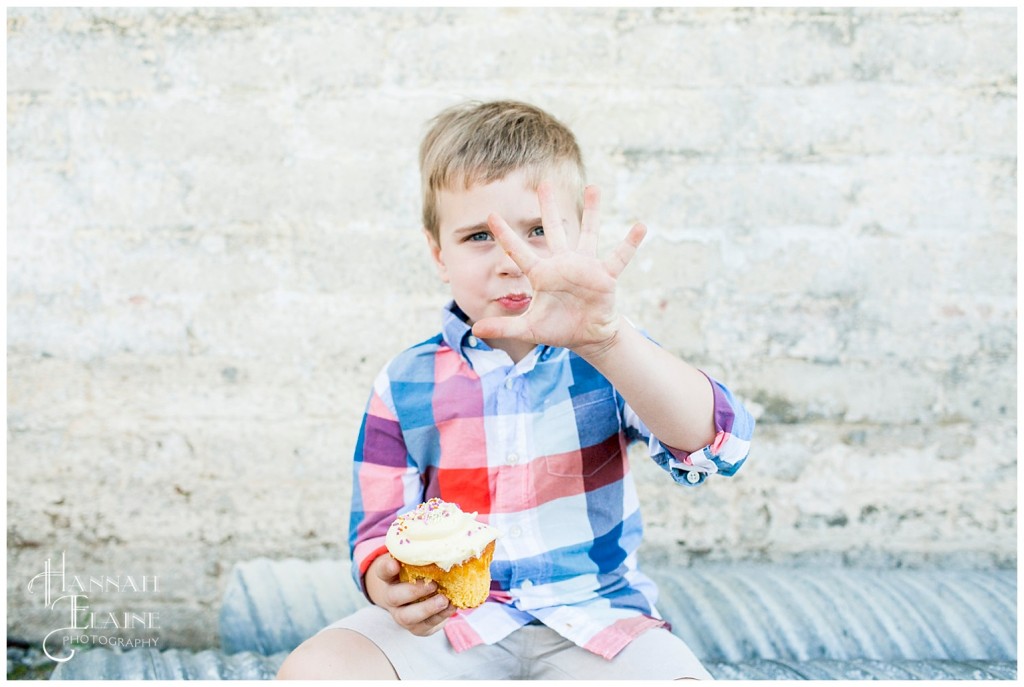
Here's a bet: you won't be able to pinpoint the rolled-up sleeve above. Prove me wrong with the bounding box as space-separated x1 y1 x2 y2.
625 372 754 487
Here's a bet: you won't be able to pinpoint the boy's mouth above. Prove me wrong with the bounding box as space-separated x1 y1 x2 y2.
496 293 531 312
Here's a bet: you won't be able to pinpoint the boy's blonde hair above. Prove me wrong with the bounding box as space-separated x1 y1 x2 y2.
419 100 586 240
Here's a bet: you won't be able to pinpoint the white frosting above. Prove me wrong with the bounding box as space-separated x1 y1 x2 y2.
386 498 499 571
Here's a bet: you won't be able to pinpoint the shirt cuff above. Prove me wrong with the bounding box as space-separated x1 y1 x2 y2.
657 370 752 486
353 541 389 601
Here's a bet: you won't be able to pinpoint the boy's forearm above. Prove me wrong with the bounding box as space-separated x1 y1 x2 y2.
577 318 716 454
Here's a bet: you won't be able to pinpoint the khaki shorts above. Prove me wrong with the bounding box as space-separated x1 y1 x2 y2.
321 605 713 680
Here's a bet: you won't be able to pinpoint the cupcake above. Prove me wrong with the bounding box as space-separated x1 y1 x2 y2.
385 498 499 609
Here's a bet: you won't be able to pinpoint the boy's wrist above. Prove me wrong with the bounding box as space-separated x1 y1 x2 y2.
573 315 629 363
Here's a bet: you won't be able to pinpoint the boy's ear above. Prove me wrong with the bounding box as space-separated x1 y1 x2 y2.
423 228 450 283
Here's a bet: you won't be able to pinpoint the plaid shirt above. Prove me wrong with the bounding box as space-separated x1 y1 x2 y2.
349 301 753 659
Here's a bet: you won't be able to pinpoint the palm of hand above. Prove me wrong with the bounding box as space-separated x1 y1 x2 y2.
471 184 647 355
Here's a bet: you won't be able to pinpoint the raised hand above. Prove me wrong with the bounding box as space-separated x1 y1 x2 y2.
471 183 647 359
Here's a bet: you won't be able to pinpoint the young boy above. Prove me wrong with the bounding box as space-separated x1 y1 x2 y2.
277 100 753 680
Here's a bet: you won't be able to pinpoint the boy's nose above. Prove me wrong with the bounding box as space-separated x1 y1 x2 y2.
497 250 523 277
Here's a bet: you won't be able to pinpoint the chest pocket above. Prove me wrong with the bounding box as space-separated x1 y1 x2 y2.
539 392 624 478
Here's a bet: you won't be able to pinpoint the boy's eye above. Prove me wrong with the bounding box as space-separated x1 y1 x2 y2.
529 226 545 238
467 231 492 242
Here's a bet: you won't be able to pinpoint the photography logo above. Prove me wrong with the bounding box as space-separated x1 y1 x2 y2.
27 551 162 663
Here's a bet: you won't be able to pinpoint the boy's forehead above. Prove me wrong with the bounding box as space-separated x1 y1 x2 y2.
435 178 582 241
445 160 577 192
450 167 532 192
436 174 533 225
443 168 577 201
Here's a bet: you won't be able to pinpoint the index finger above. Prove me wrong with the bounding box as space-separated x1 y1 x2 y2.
391 578 440 607
487 212 540 273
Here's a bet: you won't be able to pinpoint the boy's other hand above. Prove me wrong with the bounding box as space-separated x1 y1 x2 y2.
365 554 456 636
472 183 647 359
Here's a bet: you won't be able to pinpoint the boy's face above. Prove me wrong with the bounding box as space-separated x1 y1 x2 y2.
426 168 580 338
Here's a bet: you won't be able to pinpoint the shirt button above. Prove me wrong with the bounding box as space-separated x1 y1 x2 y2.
504 378 515 390
506 453 519 465
521 579 533 589
509 526 522 538
685 471 702 484
467 336 478 347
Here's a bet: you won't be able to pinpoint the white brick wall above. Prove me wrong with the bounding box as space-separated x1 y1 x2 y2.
8 7 1015 648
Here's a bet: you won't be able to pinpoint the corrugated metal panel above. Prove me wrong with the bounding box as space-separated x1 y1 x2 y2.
49 558 1015 679
48 648 1018 680
49 648 288 680
216 559 1016 661
646 565 1016 662
219 557 368 655
705 658 1019 680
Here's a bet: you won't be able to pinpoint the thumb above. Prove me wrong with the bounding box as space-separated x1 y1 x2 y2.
374 554 400 583
472 316 531 342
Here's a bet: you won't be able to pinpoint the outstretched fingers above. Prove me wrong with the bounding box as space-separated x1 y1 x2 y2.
603 222 648 279
577 185 601 256
537 182 568 252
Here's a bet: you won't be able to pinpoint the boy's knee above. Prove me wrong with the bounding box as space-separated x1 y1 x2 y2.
275 636 334 680
275 629 397 680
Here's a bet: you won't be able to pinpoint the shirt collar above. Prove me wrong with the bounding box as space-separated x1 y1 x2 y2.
440 300 481 355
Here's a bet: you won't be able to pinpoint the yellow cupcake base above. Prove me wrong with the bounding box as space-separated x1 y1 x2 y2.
397 540 496 609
